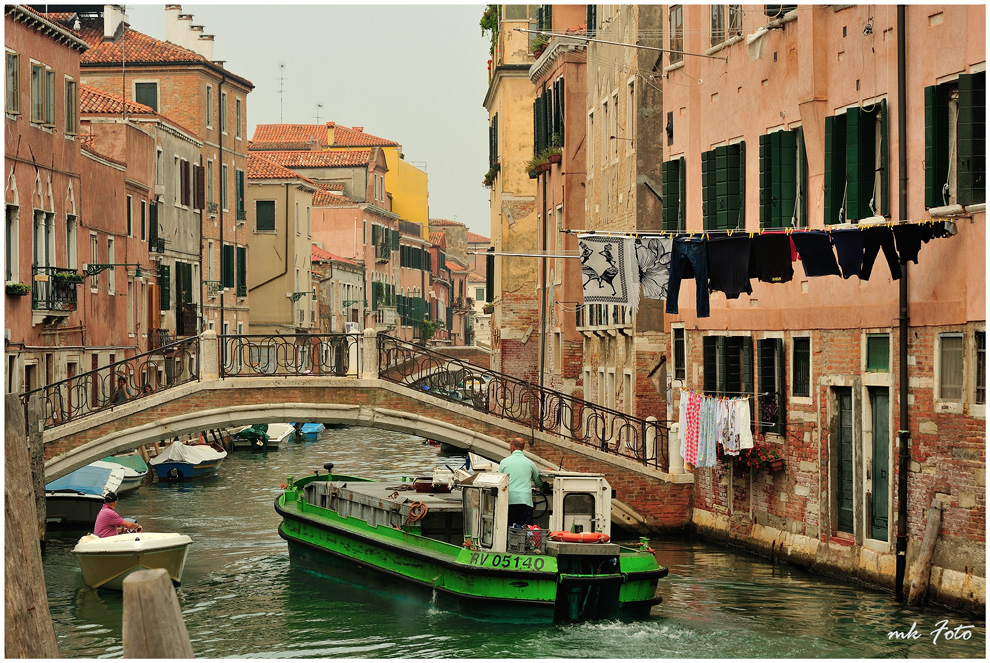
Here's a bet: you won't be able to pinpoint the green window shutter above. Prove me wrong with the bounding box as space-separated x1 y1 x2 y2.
371 224 379 245
177 262 193 305
702 149 715 229
222 244 234 287
485 248 494 302
532 99 538 158
780 130 797 227
236 246 246 297
371 282 379 311
159 264 170 311
797 128 808 227
715 146 729 229
845 107 865 220
957 72 986 205
235 170 245 212
537 93 547 154
494 114 499 163
728 143 743 229
759 133 772 227
557 79 564 147
880 98 889 215
824 114 847 224
703 336 718 393
662 160 676 231
256 200 275 231
678 157 686 230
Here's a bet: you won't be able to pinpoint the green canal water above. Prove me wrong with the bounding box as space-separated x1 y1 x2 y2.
42 426 985 658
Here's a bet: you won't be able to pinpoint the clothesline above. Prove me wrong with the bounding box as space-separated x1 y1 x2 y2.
565 217 955 240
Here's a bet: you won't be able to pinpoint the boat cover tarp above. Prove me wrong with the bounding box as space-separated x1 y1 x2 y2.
149 442 227 465
102 455 148 473
236 424 269 442
46 465 112 494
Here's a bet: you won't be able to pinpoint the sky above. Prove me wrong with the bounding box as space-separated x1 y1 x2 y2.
124 2 494 237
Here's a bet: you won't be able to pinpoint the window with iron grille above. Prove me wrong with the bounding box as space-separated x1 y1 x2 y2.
939 333 964 401
825 101 889 224
757 338 786 433
976 331 986 405
703 335 754 401
792 337 811 398
925 72 986 208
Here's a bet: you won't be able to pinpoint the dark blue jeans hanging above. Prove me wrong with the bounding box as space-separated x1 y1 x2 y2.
665 237 710 318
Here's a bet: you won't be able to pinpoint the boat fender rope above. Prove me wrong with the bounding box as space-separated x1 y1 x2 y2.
407 501 428 523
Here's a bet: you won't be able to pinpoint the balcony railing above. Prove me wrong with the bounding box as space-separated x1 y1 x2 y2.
32 266 81 312
204 280 223 299
236 209 247 222
21 336 200 428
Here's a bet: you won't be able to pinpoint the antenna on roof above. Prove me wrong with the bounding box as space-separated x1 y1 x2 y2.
277 62 286 122
315 103 323 124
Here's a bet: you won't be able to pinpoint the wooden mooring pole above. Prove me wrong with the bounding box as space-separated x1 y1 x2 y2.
907 498 943 605
4 394 60 658
122 569 194 658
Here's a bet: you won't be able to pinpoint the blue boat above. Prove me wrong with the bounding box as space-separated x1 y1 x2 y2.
149 441 227 481
291 423 326 440
46 461 125 528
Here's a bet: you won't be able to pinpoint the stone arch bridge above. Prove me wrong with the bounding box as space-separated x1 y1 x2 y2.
24 330 692 532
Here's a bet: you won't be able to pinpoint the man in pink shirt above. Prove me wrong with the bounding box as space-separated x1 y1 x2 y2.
94 491 142 537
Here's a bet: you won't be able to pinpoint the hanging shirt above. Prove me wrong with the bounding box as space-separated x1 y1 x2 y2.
707 236 753 299
892 224 922 264
735 399 754 450
791 231 842 277
861 226 902 281
832 230 865 279
749 234 794 283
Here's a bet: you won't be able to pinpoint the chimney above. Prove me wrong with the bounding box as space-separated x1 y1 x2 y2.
326 122 335 146
197 34 215 61
103 4 128 40
164 5 182 44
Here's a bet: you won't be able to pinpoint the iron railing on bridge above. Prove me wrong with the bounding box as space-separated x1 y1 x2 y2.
377 335 669 471
21 337 201 428
219 333 361 377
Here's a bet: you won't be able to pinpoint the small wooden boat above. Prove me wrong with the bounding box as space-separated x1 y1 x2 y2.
232 423 295 451
72 531 193 590
291 423 326 440
277 464 667 623
46 462 125 528
149 441 227 480
101 455 149 495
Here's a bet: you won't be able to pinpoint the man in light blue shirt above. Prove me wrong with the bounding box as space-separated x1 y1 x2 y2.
498 437 543 527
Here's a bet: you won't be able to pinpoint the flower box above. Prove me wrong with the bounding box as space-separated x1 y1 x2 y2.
768 457 784 472
6 282 30 296
548 153 562 164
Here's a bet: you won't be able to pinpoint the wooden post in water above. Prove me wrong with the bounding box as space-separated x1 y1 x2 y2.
122 569 194 658
4 394 60 658
25 394 47 543
907 498 943 605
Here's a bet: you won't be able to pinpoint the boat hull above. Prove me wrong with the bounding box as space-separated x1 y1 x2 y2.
276 494 665 623
46 493 104 528
72 533 192 590
151 459 223 480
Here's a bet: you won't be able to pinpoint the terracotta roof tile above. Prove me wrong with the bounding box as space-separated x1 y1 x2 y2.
319 183 345 192
466 231 491 244
247 154 317 186
253 150 374 168
250 123 398 150
446 261 467 271
80 83 155 116
429 218 464 227
429 232 448 249
312 245 358 265
312 189 354 207
467 271 487 282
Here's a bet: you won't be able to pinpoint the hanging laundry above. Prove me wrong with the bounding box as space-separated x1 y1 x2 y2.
861 226 902 280
892 224 921 263
696 396 720 468
666 237 711 317
680 390 702 467
635 236 673 300
790 230 842 277
579 234 641 312
831 229 865 279
735 399 754 450
707 236 753 298
749 234 794 283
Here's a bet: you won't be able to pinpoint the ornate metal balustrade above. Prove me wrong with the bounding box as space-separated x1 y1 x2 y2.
32 266 82 312
219 333 361 377
377 335 669 470
21 337 201 428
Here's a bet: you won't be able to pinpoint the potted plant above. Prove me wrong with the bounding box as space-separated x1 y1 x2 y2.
727 440 784 476
5 282 31 296
55 271 84 284
532 35 548 58
480 5 498 56
483 303 495 314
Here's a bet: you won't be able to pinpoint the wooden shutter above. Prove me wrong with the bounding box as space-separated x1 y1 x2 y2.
194 164 206 211
180 159 190 206
824 114 847 224
727 143 743 229
760 133 772 227
703 336 718 393
702 149 715 229
222 244 234 287
148 203 159 247
371 281 379 311
780 131 797 226
957 72 986 205
662 160 676 231
845 107 866 220
235 170 245 212
797 128 808 227
758 338 785 433
879 98 889 215
177 262 193 305
557 79 564 146
494 114 499 162
485 248 494 302
158 264 170 311
236 246 246 297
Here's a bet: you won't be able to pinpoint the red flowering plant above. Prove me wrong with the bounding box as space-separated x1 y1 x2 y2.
720 440 783 476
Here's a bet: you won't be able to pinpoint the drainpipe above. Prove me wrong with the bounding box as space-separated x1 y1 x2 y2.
539 167 548 392
218 72 226 334
894 4 910 601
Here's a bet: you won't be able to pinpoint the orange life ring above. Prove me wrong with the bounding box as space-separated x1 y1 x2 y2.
548 531 610 543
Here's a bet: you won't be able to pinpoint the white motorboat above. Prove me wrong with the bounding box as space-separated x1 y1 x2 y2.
46 461 126 528
72 531 193 590
149 441 227 480
101 455 149 495
231 422 295 451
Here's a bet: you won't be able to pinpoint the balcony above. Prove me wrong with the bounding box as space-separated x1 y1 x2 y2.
31 266 81 314
236 208 247 222
204 280 223 299
576 303 633 337
375 305 397 328
207 202 219 214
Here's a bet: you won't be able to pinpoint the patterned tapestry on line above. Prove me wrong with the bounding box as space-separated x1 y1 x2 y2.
635 237 673 300
579 234 640 312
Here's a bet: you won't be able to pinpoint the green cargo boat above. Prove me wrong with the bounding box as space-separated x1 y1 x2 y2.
276 464 668 623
